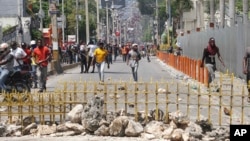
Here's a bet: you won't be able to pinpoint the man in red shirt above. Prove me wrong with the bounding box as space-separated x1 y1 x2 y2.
21 42 32 71
32 39 51 92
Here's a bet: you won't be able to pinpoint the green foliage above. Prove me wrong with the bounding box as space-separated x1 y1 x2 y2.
30 29 42 40
25 0 99 42
137 0 155 15
2 25 13 34
171 0 193 18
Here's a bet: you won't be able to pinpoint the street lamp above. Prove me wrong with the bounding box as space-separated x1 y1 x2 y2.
105 0 109 43
85 0 89 43
96 0 100 40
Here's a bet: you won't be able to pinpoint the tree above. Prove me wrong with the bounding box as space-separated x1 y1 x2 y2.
137 0 155 15
171 0 193 30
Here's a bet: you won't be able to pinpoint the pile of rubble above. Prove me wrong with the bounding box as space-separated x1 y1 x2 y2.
0 96 229 141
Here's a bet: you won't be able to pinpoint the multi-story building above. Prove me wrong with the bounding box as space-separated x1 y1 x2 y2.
0 0 31 44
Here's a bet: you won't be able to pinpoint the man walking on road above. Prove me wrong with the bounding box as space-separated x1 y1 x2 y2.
92 42 108 83
201 37 225 86
33 39 51 92
127 43 141 82
243 46 250 102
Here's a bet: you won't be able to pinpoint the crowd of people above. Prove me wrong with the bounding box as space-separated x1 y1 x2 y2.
0 38 156 92
0 39 51 93
62 41 153 83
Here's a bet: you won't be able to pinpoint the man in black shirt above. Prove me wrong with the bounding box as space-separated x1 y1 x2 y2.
201 37 225 85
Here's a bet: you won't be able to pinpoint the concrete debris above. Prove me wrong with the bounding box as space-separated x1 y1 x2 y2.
0 96 230 140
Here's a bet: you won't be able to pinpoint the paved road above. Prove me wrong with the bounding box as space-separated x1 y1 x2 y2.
28 55 250 126
1 55 250 140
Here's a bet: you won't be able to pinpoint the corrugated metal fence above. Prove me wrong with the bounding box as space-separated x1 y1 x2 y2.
178 23 250 78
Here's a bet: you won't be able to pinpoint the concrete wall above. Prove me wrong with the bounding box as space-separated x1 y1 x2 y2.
0 17 31 44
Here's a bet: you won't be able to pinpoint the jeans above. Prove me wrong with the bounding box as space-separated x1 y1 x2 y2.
0 68 10 91
31 65 38 86
96 61 105 82
107 54 112 64
87 56 95 72
130 62 139 82
80 56 88 72
38 66 48 90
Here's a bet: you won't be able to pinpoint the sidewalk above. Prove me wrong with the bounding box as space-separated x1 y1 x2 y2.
47 61 80 76
156 58 248 94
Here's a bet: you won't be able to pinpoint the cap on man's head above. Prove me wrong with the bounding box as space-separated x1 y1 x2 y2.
132 43 138 47
0 43 9 50
30 40 36 45
209 37 215 42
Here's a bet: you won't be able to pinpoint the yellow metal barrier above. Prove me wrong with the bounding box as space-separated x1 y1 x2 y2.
0 76 250 130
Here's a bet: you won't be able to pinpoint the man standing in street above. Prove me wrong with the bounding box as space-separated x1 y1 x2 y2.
10 41 27 71
91 42 108 83
127 43 141 82
79 41 88 73
87 40 97 73
33 39 51 92
243 46 250 102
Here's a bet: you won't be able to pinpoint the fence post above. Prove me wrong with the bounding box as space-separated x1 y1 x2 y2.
200 65 204 83
204 68 209 87
196 60 201 81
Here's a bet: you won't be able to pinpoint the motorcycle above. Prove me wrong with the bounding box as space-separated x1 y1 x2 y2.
1 70 32 93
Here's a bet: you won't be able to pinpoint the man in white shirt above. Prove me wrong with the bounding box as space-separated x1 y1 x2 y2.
10 41 27 71
87 40 97 73
79 41 88 73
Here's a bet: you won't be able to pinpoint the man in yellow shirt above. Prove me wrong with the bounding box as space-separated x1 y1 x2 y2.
91 42 108 83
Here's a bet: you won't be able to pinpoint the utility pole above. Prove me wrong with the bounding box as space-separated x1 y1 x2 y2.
155 0 159 46
76 0 79 44
39 0 43 31
105 0 109 43
85 0 90 43
17 0 23 44
49 1 62 73
96 0 100 40
62 0 65 44
112 2 115 45
49 1 59 61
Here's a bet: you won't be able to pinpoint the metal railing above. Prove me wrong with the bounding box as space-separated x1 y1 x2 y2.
0 77 250 128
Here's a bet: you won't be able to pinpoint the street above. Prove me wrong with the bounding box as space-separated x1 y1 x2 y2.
30 54 250 126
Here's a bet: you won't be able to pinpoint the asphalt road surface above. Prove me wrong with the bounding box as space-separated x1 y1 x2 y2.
2 55 250 140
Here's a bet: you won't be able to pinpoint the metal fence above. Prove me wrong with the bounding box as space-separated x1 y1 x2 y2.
178 23 250 78
0 78 250 128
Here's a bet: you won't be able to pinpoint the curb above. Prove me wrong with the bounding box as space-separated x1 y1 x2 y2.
47 62 80 76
